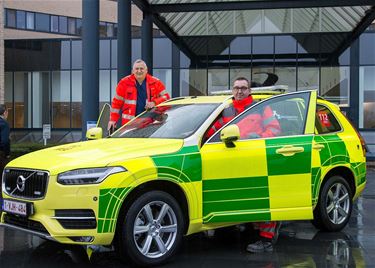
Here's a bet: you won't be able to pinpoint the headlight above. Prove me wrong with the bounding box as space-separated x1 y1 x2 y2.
57 167 126 185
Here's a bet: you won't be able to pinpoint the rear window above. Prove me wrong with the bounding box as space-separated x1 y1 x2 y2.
315 105 342 134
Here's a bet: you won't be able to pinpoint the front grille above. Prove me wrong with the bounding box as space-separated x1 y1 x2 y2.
55 209 97 229
3 169 49 199
4 214 50 235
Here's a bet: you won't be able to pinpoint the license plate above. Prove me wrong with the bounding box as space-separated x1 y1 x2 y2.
3 199 33 217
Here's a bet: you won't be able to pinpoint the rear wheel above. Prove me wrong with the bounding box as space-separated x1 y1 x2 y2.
117 191 184 266
312 175 352 231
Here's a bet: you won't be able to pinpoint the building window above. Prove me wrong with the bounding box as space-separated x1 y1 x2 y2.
51 15 59 33
100 70 111 108
359 66 375 129
252 36 274 64
360 33 375 65
59 16 68 34
16 10 26 29
298 67 319 90
4 72 14 128
68 17 76 35
52 71 71 128
6 9 16 28
32 72 50 128
274 67 297 92
26 12 35 30
72 71 82 128
14 72 32 128
180 69 207 96
107 23 114 37
99 22 107 37
76 18 82 35
153 69 172 96
35 13 49 32
321 67 350 107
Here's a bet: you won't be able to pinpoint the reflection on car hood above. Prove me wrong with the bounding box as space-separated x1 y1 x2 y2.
7 138 184 175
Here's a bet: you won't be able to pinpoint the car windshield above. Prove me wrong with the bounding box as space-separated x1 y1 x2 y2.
112 103 219 139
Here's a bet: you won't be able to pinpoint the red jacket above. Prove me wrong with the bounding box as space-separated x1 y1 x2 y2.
110 74 170 125
206 96 254 138
206 95 280 139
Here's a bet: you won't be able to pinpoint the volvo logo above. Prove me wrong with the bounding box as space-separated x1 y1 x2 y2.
16 175 27 192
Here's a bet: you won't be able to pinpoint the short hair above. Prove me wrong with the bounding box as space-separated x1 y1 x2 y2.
234 77 250 87
0 104 7 115
133 59 147 68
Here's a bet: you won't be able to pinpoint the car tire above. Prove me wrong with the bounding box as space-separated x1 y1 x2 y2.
117 190 184 266
312 175 352 232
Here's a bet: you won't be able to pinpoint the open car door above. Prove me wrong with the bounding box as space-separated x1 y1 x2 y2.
97 103 111 137
200 91 317 224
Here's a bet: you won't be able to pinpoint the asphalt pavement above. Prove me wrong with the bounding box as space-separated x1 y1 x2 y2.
0 164 374 267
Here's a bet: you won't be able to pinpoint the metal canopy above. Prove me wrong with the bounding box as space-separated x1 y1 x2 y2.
133 0 375 62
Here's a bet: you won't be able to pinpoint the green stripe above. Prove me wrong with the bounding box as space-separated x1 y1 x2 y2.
311 167 321 205
98 187 131 233
351 162 367 185
266 136 313 175
204 187 269 202
152 145 202 183
203 176 268 191
203 198 269 215
204 211 270 223
314 135 349 167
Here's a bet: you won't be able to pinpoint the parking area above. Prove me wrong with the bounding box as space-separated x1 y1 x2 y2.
1 164 374 268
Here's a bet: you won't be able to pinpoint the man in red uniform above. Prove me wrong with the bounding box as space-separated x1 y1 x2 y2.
108 59 170 131
206 77 280 139
206 77 281 253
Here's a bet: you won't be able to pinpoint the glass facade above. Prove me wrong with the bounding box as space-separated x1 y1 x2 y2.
4 8 165 38
4 31 375 133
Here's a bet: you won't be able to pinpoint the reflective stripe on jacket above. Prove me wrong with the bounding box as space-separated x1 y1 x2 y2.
253 221 277 239
110 73 170 125
236 105 281 138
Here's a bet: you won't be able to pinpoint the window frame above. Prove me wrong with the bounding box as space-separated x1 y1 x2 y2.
315 103 343 135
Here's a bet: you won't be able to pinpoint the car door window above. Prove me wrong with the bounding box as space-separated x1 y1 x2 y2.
209 92 311 143
315 105 342 134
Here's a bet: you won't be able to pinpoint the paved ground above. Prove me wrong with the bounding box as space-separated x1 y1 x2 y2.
0 165 374 268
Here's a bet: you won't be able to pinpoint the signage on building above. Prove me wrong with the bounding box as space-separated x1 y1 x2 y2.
43 124 51 146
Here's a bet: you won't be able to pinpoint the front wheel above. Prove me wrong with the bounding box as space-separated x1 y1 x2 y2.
117 191 184 266
312 175 352 231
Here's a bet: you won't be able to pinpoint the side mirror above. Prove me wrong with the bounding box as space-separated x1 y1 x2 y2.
220 125 240 148
86 127 103 140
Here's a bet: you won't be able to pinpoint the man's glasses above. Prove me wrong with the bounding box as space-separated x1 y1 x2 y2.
232 86 249 92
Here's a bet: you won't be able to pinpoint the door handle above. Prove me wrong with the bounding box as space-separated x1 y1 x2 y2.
276 145 304 156
313 143 325 151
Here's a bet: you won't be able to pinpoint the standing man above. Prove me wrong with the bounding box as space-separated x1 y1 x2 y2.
0 104 10 211
206 77 281 253
108 59 170 131
0 104 10 173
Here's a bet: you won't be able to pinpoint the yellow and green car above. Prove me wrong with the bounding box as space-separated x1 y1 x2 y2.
1 90 367 266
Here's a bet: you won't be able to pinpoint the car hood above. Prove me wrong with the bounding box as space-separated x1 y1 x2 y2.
7 138 184 175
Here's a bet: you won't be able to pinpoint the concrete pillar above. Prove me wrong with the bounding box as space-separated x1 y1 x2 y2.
117 0 132 82
82 0 99 139
141 12 153 74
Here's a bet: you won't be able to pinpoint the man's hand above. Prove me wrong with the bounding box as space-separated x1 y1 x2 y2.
145 101 155 110
108 120 116 131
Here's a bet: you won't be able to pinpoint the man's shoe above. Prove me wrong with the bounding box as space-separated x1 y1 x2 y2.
246 240 273 253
